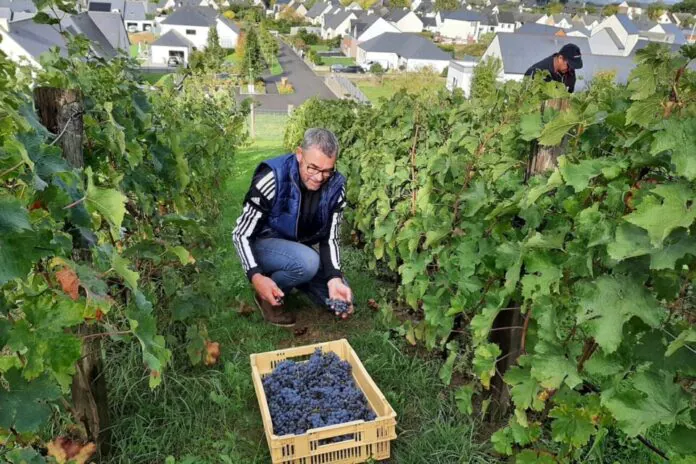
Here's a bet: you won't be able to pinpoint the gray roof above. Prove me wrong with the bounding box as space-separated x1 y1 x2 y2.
515 12 543 23
517 22 563 35
615 14 639 34
124 1 147 20
350 14 379 36
305 1 327 18
218 15 240 33
65 12 118 57
385 7 409 22
152 28 194 46
498 11 515 24
0 7 10 18
324 9 353 29
89 0 126 12
441 9 484 22
359 32 451 60
661 23 686 44
87 12 129 50
6 18 69 60
634 18 658 32
161 5 215 26
421 15 436 27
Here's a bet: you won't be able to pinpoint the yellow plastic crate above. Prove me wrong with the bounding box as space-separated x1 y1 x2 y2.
250 339 398 464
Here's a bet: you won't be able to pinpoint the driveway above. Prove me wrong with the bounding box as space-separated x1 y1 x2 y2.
237 40 336 112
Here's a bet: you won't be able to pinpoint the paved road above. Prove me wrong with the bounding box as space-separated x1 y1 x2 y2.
237 40 336 111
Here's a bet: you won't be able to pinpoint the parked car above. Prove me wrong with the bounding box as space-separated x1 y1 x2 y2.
360 61 375 72
330 64 346 73
341 65 365 74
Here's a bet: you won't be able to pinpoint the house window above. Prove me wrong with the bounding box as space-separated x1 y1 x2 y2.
186 29 196 35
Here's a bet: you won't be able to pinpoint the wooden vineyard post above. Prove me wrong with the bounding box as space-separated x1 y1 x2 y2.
34 87 111 457
489 97 569 418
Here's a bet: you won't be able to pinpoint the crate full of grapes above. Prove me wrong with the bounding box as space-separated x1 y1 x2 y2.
250 339 397 463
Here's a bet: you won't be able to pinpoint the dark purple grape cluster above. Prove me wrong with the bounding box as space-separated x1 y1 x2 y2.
325 298 351 314
262 349 377 437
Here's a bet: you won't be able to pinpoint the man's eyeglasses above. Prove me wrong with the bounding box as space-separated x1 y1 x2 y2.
306 163 335 179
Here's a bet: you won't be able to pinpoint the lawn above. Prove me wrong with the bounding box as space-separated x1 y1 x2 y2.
310 44 331 52
357 79 401 102
322 56 355 66
356 74 448 104
269 58 283 76
141 72 172 86
129 44 139 59
103 114 496 464
225 51 239 64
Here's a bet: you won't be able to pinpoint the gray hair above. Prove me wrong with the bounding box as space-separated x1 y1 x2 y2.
301 128 339 158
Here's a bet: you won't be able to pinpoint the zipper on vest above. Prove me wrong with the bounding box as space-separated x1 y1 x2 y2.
291 174 301 240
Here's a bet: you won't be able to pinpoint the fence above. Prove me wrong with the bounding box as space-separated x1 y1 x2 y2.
324 75 370 104
248 107 291 141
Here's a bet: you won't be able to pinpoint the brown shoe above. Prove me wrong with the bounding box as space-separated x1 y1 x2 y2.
254 293 296 327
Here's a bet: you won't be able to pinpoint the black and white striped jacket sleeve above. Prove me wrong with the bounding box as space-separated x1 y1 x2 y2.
319 185 346 281
232 166 276 281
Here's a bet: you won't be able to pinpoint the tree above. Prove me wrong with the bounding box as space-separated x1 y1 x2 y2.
435 0 459 11
546 2 564 14
370 62 384 84
470 56 501 100
647 2 666 20
223 10 235 19
389 0 411 7
242 28 263 81
671 0 696 14
602 4 619 16
205 26 225 70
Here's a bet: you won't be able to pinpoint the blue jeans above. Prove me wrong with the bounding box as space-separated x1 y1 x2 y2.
251 238 349 309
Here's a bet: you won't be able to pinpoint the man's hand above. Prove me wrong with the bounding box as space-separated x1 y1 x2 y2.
328 277 353 319
252 274 284 306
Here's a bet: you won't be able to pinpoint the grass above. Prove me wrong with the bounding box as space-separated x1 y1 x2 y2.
103 113 496 464
130 44 139 59
141 72 172 86
225 52 239 64
322 56 356 66
269 58 283 76
310 44 331 52
356 74 448 105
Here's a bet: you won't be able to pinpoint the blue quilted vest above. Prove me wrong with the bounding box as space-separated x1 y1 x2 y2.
256 153 345 244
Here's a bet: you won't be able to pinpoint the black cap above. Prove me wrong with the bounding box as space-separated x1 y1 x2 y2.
559 43 583 70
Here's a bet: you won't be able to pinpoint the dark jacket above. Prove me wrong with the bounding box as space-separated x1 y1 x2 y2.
524 54 576 93
232 154 347 281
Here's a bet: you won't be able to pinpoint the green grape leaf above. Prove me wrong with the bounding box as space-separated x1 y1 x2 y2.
666 425 696 455
85 167 127 236
520 253 561 300
519 113 542 141
530 351 582 390
509 416 541 446
438 344 457 386
473 342 501 389
576 275 663 353
539 109 580 146
168 245 194 265
650 118 696 181
4 447 46 464
607 223 654 261
549 404 596 447
490 427 513 455
558 157 616 192
624 184 696 247
455 384 474 415
0 196 31 233
576 204 612 247
505 361 544 412
111 251 139 290
515 450 556 464
650 230 696 270
469 306 499 345
0 368 60 433
602 370 691 437
127 291 171 388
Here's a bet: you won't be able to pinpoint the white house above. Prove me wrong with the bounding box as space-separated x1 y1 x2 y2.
496 11 516 33
321 9 356 39
160 5 238 49
437 9 483 42
305 1 333 25
150 28 193 65
342 14 400 57
617 1 645 19
88 0 156 33
356 32 451 72
591 14 640 57
385 8 423 33
446 57 477 96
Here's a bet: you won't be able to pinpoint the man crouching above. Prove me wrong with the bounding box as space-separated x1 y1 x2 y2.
232 128 354 327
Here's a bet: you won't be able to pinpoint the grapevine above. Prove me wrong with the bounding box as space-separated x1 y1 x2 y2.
287 44 696 460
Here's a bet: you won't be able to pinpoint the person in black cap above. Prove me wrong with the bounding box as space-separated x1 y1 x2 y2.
524 43 583 93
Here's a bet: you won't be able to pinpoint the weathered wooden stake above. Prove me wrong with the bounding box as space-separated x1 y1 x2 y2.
489 97 569 418
34 87 111 457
